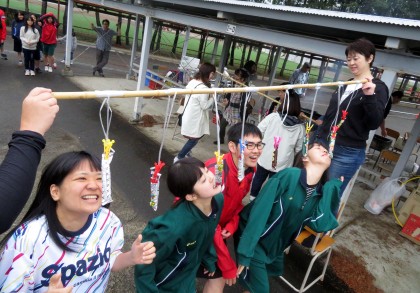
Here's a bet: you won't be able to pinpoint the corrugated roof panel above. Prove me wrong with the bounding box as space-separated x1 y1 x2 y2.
202 0 420 27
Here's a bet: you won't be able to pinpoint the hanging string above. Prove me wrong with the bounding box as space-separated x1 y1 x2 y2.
328 81 361 157
279 88 290 126
150 92 177 211
213 91 224 187
238 91 252 182
157 92 177 162
99 96 115 206
99 97 115 159
308 83 321 127
302 84 321 156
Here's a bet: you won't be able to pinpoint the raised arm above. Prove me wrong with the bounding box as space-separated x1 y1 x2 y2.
0 88 58 234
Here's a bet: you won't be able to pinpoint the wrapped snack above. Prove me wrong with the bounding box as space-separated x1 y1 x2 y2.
101 139 115 206
150 161 165 211
214 151 224 186
272 136 282 170
238 139 245 182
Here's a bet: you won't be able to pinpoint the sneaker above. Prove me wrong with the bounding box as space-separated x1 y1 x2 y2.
48 66 53 72
173 156 180 163
1 53 7 60
60 59 65 63
18 60 23 66
98 72 105 77
25 70 30 76
30 70 35 76
45 65 49 71
35 67 42 73
53 63 57 69
70 60 74 65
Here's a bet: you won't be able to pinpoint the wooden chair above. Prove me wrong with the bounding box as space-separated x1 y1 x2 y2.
385 128 401 151
375 149 400 174
279 171 358 293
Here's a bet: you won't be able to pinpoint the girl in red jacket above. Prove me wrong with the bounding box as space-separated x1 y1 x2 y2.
40 13 58 72
0 9 7 60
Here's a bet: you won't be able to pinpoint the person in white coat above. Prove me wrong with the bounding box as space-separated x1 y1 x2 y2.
250 89 305 201
174 62 216 162
20 16 40 76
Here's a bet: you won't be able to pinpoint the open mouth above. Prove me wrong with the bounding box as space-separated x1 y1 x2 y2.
81 195 99 200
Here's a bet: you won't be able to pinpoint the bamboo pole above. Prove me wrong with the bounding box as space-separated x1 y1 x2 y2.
52 79 367 100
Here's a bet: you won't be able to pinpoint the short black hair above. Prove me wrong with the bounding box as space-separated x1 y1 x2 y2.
227 123 262 144
102 19 110 25
345 38 376 67
243 60 257 74
302 62 311 69
167 157 204 200
235 68 249 81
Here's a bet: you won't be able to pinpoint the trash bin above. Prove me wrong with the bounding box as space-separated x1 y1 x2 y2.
370 134 392 153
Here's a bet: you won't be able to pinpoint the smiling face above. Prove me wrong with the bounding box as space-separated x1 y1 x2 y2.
50 160 102 222
26 18 34 27
346 51 373 78
229 134 263 169
191 167 222 199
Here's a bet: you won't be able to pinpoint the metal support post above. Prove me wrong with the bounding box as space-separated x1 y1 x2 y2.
132 15 153 123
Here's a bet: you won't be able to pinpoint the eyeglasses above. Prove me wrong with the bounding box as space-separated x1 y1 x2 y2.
243 142 265 150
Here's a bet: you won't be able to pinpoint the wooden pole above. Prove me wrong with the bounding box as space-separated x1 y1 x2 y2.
52 79 367 101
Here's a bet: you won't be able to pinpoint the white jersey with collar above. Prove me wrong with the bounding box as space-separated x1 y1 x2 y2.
0 207 124 292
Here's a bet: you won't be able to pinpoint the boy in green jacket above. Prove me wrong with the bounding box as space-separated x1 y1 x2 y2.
135 158 223 293
236 143 342 293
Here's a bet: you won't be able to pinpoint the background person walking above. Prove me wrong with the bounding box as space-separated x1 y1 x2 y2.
91 19 118 77
289 62 311 98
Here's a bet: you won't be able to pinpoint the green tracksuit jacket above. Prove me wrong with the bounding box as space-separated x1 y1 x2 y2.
135 193 223 293
236 168 341 275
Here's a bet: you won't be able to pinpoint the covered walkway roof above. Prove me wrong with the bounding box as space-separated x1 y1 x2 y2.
78 0 420 75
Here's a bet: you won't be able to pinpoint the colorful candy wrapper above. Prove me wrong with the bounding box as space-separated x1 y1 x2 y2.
101 139 115 206
272 136 282 170
302 123 314 157
238 139 245 182
329 110 348 158
214 151 224 186
150 161 165 211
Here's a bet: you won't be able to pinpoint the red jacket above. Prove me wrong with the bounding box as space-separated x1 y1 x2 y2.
206 152 255 279
0 9 6 42
40 13 58 44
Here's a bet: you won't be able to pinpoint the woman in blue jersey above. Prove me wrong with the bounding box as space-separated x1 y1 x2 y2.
0 151 156 292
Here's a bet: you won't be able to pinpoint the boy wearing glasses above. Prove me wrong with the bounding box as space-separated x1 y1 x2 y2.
236 142 342 293
198 123 264 293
